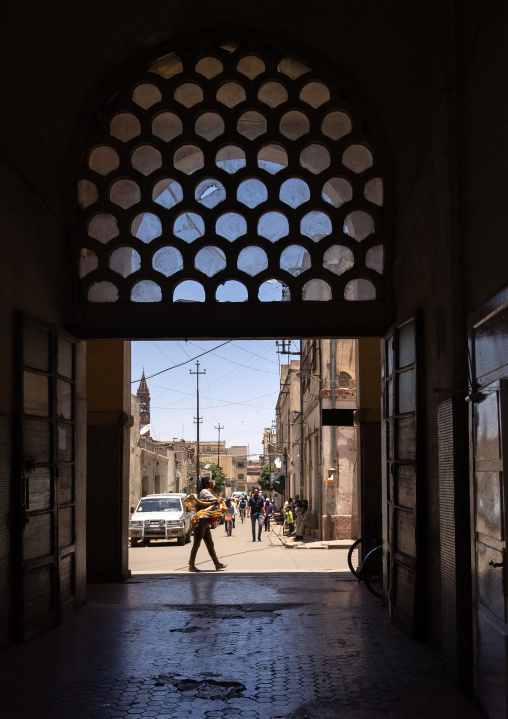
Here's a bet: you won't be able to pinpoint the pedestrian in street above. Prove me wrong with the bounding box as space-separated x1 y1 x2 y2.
186 477 227 572
247 487 266 542
238 496 247 522
263 497 273 531
224 497 237 533
293 500 317 541
285 506 295 536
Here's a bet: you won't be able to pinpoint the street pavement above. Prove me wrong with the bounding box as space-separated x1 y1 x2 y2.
0 518 485 719
128 516 354 574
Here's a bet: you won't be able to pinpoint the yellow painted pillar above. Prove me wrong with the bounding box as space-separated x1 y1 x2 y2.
86 340 132 581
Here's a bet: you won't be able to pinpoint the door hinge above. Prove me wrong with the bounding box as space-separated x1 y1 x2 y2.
489 548 507 596
23 455 36 473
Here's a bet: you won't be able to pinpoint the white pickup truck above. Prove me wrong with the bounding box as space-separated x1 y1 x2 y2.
129 493 193 546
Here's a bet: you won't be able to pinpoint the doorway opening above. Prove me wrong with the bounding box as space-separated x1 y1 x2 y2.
119 337 382 576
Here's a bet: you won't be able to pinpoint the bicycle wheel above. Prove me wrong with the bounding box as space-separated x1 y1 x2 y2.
347 538 364 578
360 545 383 598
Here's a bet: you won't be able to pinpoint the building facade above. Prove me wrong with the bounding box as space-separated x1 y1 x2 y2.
130 393 176 509
276 340 358 540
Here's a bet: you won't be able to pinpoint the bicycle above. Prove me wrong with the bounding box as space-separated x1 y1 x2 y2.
239 508 246 523
224 513 233 536
359 545 383 597
347 512 383 598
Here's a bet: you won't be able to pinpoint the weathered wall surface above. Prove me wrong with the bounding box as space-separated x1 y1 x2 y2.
457 0 508 313
0 141 74 647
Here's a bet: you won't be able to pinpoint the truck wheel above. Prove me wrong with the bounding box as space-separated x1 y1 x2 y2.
185 527 192 544
144 539 150 545
177 535 186 546
131 538 139 547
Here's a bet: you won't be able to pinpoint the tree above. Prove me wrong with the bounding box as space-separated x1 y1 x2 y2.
258 465 275 493
259 465 285 494
200 461 226 493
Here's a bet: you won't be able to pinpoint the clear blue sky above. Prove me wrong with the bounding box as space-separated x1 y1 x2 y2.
131 340 299 457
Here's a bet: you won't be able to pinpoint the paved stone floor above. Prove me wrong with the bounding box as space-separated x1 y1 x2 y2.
0 572 485 719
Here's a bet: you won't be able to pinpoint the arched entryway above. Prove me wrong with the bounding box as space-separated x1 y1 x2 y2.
75 39 390 339
19 39 394 645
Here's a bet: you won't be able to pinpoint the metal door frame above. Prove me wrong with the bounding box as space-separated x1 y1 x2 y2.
382 311 423 637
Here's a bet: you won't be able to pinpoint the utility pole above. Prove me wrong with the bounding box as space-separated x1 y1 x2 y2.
300 340 304 499
271 419 277 485
190 361 206 494
215 423 224 468
276 339 302 500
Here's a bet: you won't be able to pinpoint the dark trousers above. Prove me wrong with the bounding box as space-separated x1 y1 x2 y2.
189 518 220 567
264 515 271 531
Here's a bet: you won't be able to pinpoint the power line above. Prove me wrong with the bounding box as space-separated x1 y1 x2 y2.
188 339 278 366
151 402 275 411
186 340 278 374
131 340 232 383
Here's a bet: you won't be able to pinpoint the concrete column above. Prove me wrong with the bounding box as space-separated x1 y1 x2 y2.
355 338 382 541
86 340 132 582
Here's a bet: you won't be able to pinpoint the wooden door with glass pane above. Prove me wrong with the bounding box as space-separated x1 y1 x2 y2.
472 380 508 719
17 316 76 641
382 316 421 637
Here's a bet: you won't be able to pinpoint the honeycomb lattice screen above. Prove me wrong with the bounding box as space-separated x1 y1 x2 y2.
78 43 385 315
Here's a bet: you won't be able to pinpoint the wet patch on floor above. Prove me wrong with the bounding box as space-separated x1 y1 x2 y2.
173 678 245 700
0 575 485 719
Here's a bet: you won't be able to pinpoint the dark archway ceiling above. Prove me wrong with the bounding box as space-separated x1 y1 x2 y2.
0 1 431 338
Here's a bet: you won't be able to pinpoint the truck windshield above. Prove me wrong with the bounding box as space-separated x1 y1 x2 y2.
137 499 182 512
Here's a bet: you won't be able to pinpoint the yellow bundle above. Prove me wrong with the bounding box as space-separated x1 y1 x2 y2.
185 494 227 526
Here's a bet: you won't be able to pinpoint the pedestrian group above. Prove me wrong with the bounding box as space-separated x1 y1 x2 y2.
185 483 316 571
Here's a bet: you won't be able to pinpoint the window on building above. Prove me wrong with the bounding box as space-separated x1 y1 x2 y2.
339 371 352 388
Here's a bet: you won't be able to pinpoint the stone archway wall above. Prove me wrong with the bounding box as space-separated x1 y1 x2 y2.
76 40 390 339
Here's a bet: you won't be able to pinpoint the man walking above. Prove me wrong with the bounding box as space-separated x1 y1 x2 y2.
263 497 273 531
247 487 265 542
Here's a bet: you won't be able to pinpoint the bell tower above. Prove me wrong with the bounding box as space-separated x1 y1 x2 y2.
136 370 150 430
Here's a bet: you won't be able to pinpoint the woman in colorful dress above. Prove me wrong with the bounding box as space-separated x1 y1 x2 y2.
186 476 227 572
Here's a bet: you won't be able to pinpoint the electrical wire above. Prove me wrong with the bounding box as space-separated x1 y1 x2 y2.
186 340 279 375
151 402 275 411
131 340 232 383
151 341 175 364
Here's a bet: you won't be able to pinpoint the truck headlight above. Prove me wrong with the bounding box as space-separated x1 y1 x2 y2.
130 521 143 527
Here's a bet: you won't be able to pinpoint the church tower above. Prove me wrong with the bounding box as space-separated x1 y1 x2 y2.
136 370 150 430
